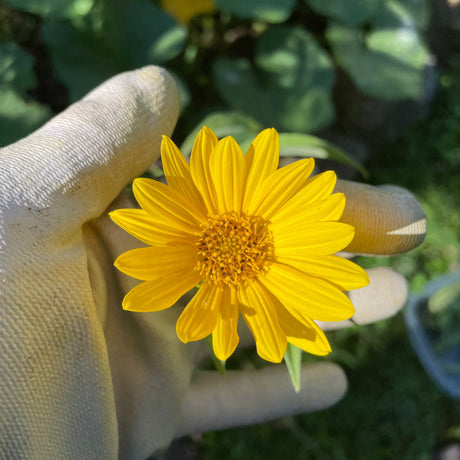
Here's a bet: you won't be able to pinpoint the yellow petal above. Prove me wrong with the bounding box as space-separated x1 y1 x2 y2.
133 178 206 233
273 222 355 256
161 135 206 214
259 263 355 322
320 193 346 221
242 128 279 211
212 287 240 361
109 208 193 246
277 306 331 356
209 136 247 213
244 158 314 219
114 244 197 281
190 126 219 213
276 254 369 291
122 269 201 312
270 193 346 232
303 170 338 202
176 282 222 342
238 280 287 363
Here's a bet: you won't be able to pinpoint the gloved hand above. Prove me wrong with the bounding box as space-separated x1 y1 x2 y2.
0 66 426 460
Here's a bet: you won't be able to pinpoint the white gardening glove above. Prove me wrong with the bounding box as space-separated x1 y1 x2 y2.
0 66 426 460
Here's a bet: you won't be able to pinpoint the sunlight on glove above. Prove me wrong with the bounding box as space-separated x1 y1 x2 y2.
0 66 426 459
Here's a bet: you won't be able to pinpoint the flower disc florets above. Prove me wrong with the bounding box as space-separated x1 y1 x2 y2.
195 213 273 286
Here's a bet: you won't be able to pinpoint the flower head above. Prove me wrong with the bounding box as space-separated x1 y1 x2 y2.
110 127 369 363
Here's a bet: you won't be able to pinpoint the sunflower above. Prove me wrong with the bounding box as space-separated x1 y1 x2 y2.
110 127 369 363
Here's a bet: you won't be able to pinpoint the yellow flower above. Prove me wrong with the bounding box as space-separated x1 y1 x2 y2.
110 127 369 363
160 0 215 23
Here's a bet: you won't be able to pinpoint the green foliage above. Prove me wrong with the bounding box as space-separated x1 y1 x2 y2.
327 24 430 100
0 89 51 146
276 133 367 177
214 0 296 23
327 0 430 101
213 26 335 133
102 0 186 66
303 0 431 100
305 0 380 26
42 0 186 101
373 0 430 30
0 42 51 146
305 0 430 30
180 112 363 175
2 0 94 19
42 20 120 102
0 42 36 93
0 0 434 146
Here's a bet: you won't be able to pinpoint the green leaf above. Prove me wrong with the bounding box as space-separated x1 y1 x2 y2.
180 111 263 156
304 0 381 27
327 23 430 100
255 26 335 90
213 59 278 126
213 26 335 134
103 0 186 67
0 42 37 95
278 132 368 177
372 0 429 31
2 0 94 19
0 89 51 147
214 0 296 23
180 115 364 180
42 0 186 101
42 20 123 101
284 343 302 393
367 29 430 69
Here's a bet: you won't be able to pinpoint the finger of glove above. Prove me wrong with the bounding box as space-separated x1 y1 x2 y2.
0 66 179 237
177 362 347 436
335 180 426 255
318 267 408 331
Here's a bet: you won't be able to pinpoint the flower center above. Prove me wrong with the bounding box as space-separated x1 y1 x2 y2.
195 213 273 286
